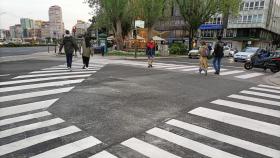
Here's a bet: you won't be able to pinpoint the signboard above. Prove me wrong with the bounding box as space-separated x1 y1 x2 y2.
199 24 223 30
135 20 145 28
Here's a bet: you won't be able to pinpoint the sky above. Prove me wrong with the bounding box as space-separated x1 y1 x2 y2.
0 0 94 30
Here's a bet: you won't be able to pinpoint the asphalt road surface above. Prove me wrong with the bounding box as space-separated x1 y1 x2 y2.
0 46 55 57
0 50 279 158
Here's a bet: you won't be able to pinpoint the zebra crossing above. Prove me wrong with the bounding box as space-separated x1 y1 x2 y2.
91 84 280 158
0 60 107 157
109 60 266 80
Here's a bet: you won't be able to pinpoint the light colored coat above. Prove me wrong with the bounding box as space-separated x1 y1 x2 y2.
81 39 92 58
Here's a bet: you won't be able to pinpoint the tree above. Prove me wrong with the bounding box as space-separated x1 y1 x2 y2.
175 0 241 50
134 0 171 39
86 0 133 50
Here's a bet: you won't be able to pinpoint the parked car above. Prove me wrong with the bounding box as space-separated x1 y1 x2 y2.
234 47 262 62
188 48 199 58
229 48 238 57
223 46 232 57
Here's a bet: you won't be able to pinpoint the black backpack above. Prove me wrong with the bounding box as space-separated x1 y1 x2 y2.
214 41 224 57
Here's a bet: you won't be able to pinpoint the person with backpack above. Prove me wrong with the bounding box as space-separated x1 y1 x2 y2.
81 32 93 70
59 30 78 71
198 41 209 76
212 36 224 75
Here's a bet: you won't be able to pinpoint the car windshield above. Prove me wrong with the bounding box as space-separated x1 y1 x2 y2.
241 47 259 52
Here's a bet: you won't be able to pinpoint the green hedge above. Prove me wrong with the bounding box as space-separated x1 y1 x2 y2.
108 51 160 57
169 43 188 55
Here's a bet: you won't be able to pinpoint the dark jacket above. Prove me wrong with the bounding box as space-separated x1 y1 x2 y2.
213 40 224 57
59 35 78 54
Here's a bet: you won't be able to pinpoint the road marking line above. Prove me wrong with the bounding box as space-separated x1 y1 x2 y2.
0 126 81 156
199 68 227 73
189 107 280 137
258 84 280 90
250 87 280 94
180 67 199 72
0 118 64 138
147 127 241 158
228 94 280 106
219 70 244 76
121 137 181 158
42 67 98 71
0 99 58 117
166 119 280 158
30 136 101 158
165 66 197 70
240 90 280 100
0 74 10 77
211 99 280 118
235 73 264 79
30 69 100 74
0 87 74 103
89 151 118 158
0 111 51 126
0 79 84 93
0 75 90 86
14 71 96 79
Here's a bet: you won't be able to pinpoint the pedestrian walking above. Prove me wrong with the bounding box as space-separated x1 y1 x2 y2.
146 39 155 68
59 30 78 71
212 36 224 75
199 41 209 76
81 33 93 70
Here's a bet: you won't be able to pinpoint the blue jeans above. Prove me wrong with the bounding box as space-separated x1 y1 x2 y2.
213 57 222 73
66 53 73 68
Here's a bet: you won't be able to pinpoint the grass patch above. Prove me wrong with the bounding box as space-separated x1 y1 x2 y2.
108 50 160 57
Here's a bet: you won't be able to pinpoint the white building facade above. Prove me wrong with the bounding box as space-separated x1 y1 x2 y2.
49 5 64 39
227 0 280 50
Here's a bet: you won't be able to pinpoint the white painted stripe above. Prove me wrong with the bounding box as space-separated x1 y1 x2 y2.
121 137 181 158
0 87 73 103
0 111 51 126
189 107 280 137
258 84 280 90
0 74 10 77
30 69 100 74
0 126 81 156
89 151 118 158
166 119 280 158
199 68 227 73
240 90 280 99
14 71 96 79
211 99 280 118
250 87 280 94
180 67 199 72
31 136 101 158
0 79 83 93
235 73 264 79
0 75 90 86
0 99 58 117
42 67 98 71
147 128 241 158
0 118 64 138
220 70 244 76
165 66 196 70
228 94 280 106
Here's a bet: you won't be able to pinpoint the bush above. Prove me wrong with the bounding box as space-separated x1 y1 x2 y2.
169 43 188 55
0 43 56 47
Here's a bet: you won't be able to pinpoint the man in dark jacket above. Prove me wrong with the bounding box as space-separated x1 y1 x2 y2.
59 30 78 71
212 36 224 75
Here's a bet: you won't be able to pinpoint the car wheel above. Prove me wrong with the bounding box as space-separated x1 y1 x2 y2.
244 62 253 70
234 59 237 62
270 67 280 73
189 55 192 59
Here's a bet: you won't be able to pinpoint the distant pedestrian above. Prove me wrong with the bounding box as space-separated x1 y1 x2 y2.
212 36 224 75
199 41 209 76
59 30 78 71
81 33 93 70
146 39 155 68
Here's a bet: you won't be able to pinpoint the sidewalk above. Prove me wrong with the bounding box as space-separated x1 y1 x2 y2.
265 72 280 86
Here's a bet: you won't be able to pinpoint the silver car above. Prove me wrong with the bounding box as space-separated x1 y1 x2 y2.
234 47 260 62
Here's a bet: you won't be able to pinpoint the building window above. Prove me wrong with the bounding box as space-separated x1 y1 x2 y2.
248 15 252 23
249 2 254 10
240 2 244 11
254 1 260 9
244 2 249 10
252 15 258 23
243 15 248 23
259 1 264 9
257 14 263 22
